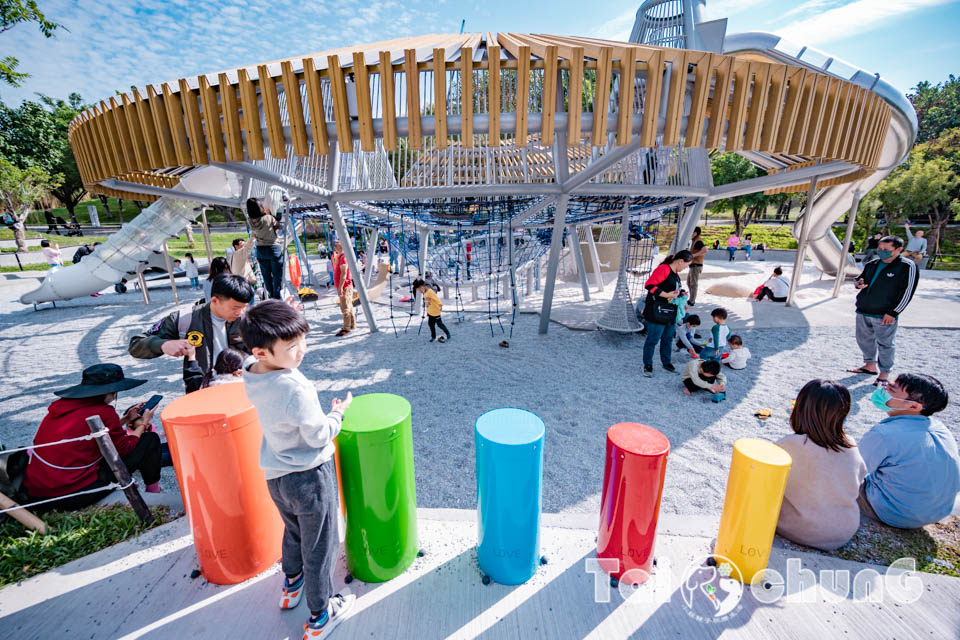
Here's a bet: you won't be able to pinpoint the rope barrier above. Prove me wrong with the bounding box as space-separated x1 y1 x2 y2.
0 478 135 514
1 429 110 456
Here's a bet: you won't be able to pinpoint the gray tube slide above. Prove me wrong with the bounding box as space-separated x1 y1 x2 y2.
20 167 240 304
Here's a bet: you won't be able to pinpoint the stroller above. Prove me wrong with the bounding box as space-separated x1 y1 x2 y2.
56 216 83 237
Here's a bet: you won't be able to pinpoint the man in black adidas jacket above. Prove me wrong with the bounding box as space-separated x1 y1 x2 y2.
847 236 919 384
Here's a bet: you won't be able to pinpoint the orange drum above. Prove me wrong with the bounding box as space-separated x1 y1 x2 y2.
161 383 283 585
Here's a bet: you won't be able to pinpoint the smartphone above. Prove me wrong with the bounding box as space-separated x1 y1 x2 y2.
138 394 163 416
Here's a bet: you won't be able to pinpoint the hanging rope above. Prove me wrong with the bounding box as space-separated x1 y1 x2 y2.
1 429 111 455
0 479 136 514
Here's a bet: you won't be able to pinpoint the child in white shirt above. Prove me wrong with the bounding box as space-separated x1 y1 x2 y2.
724 334 751 370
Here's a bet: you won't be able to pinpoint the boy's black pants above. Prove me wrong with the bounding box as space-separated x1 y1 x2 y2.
428 314 450 339
266 460 339 617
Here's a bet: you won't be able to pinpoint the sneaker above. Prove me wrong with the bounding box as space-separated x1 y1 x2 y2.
302 590 356 639
280 573 305 610
643 365 653 378
662 363 677 373
336 329 350 337
429 337 436 342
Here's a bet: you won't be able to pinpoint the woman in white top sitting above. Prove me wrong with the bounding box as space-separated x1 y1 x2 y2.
755 266 790 302
775 379 866 550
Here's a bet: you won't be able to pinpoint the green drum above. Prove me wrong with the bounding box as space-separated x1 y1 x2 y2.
336 393 418 582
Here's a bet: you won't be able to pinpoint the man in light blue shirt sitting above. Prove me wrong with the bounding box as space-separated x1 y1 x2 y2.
858 373 959 529
902 222 928 263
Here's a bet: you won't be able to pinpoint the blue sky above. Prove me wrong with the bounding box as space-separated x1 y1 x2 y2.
3 0 958 107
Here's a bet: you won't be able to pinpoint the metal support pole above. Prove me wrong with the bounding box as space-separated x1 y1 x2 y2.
325 147 378 332
570 224 591 301
135 263 150 306
586 224 604 291
538 194 570 334
199 207 215 264
786 163 821 307
365 228 378 286
416 228 430 316
162 240 179 305
833 190 863 298
670 197 707 255
507 222 518 309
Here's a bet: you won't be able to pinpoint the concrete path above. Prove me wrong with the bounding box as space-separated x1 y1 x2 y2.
1 509 956 639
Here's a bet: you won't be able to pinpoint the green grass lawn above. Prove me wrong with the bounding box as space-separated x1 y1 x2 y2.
27 196 242 227
0 504 174 587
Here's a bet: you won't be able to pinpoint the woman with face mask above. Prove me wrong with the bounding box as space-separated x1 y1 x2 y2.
22 364 165 510
858 373 959 529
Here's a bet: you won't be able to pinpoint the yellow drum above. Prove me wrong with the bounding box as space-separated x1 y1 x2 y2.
713 438 792 584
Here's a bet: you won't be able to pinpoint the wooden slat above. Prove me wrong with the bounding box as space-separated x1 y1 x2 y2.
567 47 583 145
109 98 136 172
161 83 193 165
90 106 116 178
854 98 878 165
801 74 830 156
178 80 209 165
98 101 126 173
827 82 854 159
705 56 732 148
348 54 374 152
813 77 840 158
838 87 865 160
488 45 500 146
759 64 788 152
302 59 330 155
219 74 246 161
237 69 265 160
281 61 310 156
404 49 422 149
78 116 102 180
258 65 286 158
133 89 162 169
198 75 226 163
685 53 714 148
851 94 877 164
743 62 771 150
540 45 558 145
327 55 354 153
515 45 530 144
661 50 687 146
773 68 806 153
725 61 751 150
871 107 891 167
788 72 817 155
433 48 448 149
460 47 474 147
591 47 613 146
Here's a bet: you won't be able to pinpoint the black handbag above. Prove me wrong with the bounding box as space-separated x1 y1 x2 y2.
643 298 678 325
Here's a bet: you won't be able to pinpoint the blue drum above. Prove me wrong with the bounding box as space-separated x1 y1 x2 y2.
475 408 545 585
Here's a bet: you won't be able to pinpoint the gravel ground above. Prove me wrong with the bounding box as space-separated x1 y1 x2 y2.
1 275 958 517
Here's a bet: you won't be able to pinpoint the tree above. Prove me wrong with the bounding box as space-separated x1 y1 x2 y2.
909 76 960 143
0 1 63 87
708 152 769 234
0 93 87 215
0 156 61 250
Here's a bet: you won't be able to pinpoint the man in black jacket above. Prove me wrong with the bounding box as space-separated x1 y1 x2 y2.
128 274 253 392
847 236 919 384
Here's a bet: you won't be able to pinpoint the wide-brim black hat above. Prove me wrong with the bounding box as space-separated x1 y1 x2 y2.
55 363 146 398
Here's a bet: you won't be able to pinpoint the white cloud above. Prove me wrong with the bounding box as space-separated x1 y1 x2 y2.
701 0 765 21
777 0 955 45
586 8 636 42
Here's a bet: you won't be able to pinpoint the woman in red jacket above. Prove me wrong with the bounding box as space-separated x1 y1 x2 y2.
23 364 163 510
642 250 693 377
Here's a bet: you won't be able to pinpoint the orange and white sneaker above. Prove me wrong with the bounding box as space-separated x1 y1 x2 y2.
302 590 355 639
280 573 305 610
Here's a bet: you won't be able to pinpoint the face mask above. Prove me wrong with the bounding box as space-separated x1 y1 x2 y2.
870 388 893 412
877 249 893 260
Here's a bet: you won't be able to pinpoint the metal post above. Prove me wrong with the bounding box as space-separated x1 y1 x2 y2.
364 228 377 286
199 207 215 264
833 190 863 298
136 263 150 306
162 240 179 305
786 163 821 307
570 224 591 301
586 224 604 291
670 197 707 255
326 147 378 332
538 194 570 334
415 228 430 315
507 222 518 309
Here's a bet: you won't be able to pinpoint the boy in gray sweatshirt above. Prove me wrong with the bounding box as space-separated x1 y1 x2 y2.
240 300 355 639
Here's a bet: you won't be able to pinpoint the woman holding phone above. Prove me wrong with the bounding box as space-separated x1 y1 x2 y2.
23 364 166 510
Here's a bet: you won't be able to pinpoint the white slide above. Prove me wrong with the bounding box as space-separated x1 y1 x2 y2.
20 167 241 304
723 33 918 276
